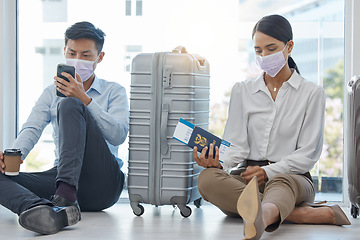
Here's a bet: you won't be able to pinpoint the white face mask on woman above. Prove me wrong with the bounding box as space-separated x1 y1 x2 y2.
255 43 288 77
65 57 98 82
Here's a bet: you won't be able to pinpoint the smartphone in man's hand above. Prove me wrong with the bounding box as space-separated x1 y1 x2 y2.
56 64 76 97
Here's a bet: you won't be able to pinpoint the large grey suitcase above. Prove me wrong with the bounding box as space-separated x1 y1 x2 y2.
128 46 210 217
346 75 360 218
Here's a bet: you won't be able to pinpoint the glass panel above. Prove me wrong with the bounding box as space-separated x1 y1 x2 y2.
18 0 345 201
286 4 345 202
42 0 67 22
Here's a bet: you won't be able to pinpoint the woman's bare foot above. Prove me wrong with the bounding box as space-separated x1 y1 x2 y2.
286 206 334 224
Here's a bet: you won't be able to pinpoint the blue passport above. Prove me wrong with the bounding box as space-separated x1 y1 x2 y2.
187 126 222 157
173 118 231 161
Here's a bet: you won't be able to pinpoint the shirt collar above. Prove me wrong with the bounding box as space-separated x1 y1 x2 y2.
87 75 101 94
285 70 301 90
250 70 301 94
251 72 266 94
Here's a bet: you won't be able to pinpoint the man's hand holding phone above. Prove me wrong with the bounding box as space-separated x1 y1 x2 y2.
55 64 76 98
54 64 91 106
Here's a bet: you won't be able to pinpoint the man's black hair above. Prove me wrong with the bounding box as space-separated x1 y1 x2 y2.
65 21 105 54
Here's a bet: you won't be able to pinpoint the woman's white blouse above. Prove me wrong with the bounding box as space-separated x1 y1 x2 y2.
221 71 326 180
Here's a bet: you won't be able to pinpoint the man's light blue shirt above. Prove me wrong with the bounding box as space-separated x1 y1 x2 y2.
11 75 129 168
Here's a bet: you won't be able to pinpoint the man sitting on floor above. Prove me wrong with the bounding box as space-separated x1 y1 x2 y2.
0 21 129 235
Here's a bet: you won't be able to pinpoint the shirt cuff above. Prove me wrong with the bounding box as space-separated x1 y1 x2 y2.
86 98 101 118
262 161 289 180
220 159 239 171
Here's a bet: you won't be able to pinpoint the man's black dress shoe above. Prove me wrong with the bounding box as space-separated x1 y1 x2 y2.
50 194 81 220
19 205 80 235
50 194 77 206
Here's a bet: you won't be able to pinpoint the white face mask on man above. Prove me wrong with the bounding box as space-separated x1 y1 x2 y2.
255 43 288 77
65 57 98 82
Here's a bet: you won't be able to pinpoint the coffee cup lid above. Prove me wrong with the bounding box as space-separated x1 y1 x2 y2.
4 149 22 156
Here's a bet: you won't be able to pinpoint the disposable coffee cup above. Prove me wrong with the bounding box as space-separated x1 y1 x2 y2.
3 149 22 176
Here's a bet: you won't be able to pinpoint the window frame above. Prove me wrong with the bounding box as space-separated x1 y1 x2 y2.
0 0 17 150
2 0 360 205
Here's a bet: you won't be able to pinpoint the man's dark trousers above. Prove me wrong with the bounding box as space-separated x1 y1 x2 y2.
0 97 125 215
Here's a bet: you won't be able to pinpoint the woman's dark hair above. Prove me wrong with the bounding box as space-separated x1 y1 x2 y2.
65 21 106 54
252 14 300 74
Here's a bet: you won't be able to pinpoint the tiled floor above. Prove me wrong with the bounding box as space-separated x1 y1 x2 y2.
1 199 359 240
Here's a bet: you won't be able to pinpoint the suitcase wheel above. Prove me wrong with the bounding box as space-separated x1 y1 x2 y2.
351 204 359 218
194 198 202 208
133 204 145 217
180 206 192 218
